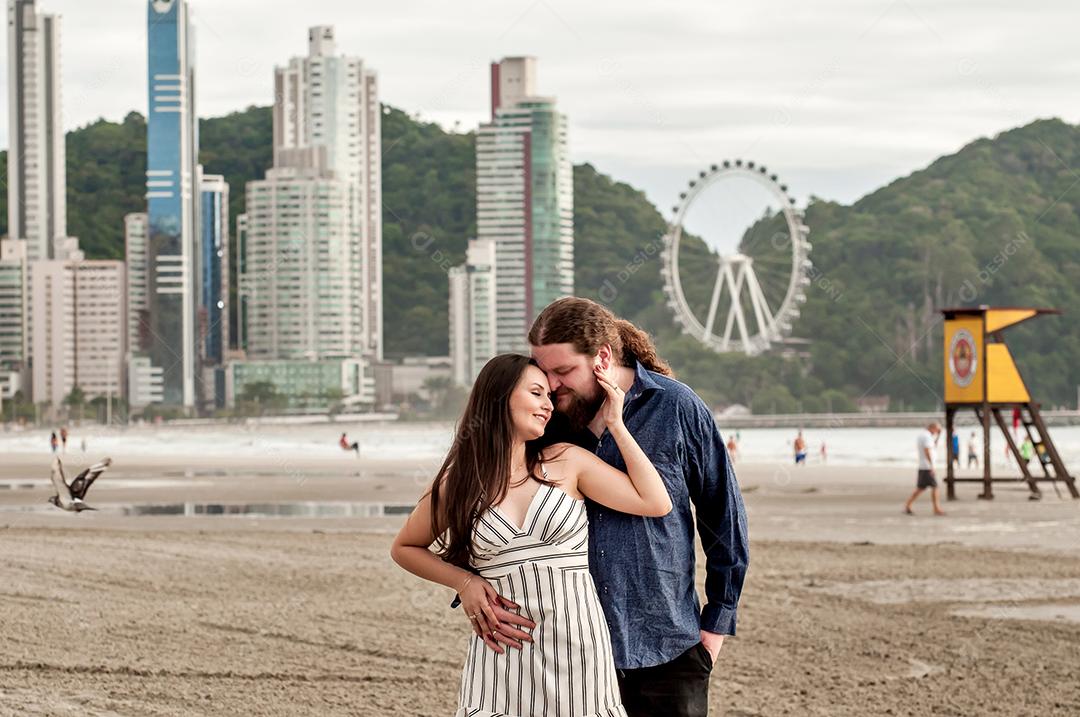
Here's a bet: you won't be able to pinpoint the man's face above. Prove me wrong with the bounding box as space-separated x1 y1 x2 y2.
530 342 607 429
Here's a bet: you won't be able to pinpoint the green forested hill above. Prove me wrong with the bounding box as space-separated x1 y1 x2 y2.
2 109 1078 410
791 119 1080 409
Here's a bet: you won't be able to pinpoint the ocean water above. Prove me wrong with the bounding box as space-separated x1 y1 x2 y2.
724 425 1080 469
0 422 453 462
3 421 1080 470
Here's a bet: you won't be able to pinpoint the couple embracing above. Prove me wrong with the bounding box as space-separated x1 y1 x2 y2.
392 297 749 716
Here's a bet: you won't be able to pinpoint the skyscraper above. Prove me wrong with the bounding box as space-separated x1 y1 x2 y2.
271 26 383 360
6 0 67 262
124 213 149 355
198 173 228 366
0 240 27 402
27 260 125 409
242 26 382 363
477 57 573 353
449 238 497 387
146 0 199 408
234 213 248 354
242 165 361 360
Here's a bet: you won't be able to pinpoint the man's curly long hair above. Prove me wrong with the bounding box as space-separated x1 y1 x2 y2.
527 297 673 376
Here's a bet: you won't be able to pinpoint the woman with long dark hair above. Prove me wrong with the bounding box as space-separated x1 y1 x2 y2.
391 353 671 716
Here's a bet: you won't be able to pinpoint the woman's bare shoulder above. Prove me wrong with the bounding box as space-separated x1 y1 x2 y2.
540 442 586 464
539 443 588 498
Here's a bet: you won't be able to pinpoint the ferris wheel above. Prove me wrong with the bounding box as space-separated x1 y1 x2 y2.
659 160 812 356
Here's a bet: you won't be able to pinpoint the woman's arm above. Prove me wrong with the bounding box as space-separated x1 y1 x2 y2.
390 484 533 654
389 489 474 594
568 365 673 517
571 436 672 517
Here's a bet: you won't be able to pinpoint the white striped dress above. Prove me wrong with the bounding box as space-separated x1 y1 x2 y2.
455 464 627 717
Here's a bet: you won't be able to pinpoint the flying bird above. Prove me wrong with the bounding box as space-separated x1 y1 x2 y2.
48 457 112 512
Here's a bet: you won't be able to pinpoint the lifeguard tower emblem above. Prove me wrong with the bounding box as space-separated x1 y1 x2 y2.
948 328 977 388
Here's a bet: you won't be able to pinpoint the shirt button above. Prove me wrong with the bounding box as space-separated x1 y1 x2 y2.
603 586 609 593
600 550 605 557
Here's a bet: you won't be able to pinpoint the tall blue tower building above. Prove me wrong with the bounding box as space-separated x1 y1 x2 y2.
146 0 198 408
199 173 228 367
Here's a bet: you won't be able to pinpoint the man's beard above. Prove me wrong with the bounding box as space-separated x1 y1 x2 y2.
557 385 606 432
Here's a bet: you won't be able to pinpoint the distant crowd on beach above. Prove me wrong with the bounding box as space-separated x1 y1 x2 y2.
722 429 827 466
722 425 1042 471
48 426 86 455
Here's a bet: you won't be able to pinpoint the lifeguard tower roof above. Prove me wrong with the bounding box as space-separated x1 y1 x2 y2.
940 306 1060 333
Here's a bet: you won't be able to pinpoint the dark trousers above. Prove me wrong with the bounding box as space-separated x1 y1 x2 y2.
618 642 713 717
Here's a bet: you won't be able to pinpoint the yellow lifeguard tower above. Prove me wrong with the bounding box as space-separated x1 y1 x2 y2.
942 306 1077 500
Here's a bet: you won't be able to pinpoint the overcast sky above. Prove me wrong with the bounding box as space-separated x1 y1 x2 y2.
4 0 1080 234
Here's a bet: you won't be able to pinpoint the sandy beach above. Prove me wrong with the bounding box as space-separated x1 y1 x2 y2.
3 426 1080 715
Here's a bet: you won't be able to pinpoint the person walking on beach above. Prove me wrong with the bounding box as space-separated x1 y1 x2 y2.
339 432 360 457
60 426 68 453
50 431 59 454
726 435 739 463
793 430 807 465
473 297 745 717
967 431 978 469
820 441 827 464
904 421 945 516
950 431 960 467
391 354 672 717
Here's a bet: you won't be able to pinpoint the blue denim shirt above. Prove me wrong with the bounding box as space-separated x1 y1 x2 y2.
576 361 749 670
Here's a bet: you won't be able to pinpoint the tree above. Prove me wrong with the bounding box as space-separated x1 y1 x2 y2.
64 385 87 422
421 376 466 419
237 380 286 416
750 385 799 415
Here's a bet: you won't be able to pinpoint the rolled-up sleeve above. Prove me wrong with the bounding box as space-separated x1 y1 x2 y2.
683 398 749 635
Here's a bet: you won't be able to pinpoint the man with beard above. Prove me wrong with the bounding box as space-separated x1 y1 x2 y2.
471 297 749 717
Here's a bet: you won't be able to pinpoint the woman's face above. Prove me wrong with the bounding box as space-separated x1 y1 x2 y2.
508 365 554 442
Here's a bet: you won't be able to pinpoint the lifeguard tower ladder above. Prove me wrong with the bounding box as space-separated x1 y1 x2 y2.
941 306 1078 501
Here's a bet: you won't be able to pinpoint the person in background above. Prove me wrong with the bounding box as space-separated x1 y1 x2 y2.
339 432 360 457
1020 436 1034 465
793 430 807 465
966 431 978 469
904 421 945 516
726 435 739 463
950 431 960 467
1036 443 1051 465
820 441 827 464
50 431 59 454
60 426 68 454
